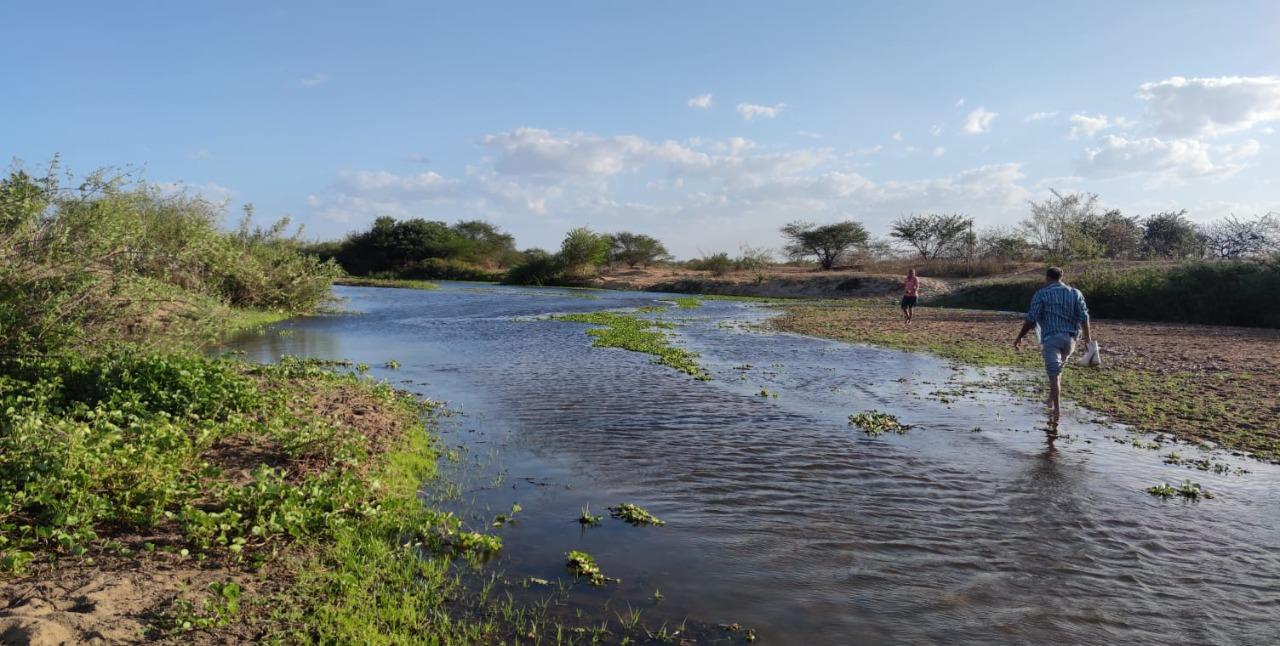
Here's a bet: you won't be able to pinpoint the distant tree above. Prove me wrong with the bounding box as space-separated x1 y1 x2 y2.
1090 209 1143 259
502 248 564 285
450 220 517 266
1021 190 1100 260
889 213 974 260
608 232 670 268
977 227 1033 260
1202 213 1280 259
1142 210 1203 259
559 227 611 274
780 220 869 270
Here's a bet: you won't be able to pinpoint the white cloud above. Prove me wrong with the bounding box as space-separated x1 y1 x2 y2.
891 131 903 142
930 124 942 136
1076 134 1256 182
153 181 236 203
687 93 713 109
186 149 211 160
962 108 998 134
736 102 786 121
1069 113 1112 138
955 98 966 108
796 130 823 139
300 72 328 87
932 146 946 157
1023 111 1058 122
1137 76 1280 137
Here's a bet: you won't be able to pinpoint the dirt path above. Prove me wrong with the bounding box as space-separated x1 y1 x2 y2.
773 300 1280 460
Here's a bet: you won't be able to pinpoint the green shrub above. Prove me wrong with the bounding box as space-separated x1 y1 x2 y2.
398 257 504 282
503 250 566 285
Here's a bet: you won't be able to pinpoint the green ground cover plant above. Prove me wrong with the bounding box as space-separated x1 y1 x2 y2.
848 410 911 437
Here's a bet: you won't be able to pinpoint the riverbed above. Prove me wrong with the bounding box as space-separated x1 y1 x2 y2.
226 282 1280 644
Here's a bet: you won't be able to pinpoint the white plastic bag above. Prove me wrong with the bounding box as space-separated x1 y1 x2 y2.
1078 340 1102 367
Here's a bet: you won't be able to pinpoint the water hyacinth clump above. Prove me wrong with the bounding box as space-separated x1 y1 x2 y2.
549 311 710 380
608 503 665 526
1147 479 1214 501
848 410 910 437
566 550 607 586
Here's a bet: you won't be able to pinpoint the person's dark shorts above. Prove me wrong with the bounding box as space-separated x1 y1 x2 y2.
901 295 918 307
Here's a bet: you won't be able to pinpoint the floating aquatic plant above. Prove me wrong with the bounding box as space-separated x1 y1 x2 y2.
578 504 603 526
566 550 607 586
549 311 710 380
608 503 665 526
1147 479 1214 501
848 410 910 437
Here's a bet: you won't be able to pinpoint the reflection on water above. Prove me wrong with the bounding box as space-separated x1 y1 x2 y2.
225 283 1280 645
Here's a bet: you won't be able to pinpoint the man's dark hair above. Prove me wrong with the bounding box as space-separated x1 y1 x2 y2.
1046 266 1063 281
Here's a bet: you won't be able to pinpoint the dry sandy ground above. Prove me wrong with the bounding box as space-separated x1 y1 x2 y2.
590 265 950 298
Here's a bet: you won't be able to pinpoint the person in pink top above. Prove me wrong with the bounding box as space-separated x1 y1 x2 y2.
901 268 919 323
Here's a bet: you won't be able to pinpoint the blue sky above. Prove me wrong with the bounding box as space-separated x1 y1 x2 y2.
3 1 1279 257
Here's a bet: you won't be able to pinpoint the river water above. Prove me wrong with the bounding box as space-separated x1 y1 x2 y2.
227 283 1280 645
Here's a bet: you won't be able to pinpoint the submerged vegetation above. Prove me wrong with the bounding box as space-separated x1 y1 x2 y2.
549 310 710 380
849 410 911 437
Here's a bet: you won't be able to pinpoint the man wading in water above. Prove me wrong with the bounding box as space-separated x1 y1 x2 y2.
1013 267 1092 427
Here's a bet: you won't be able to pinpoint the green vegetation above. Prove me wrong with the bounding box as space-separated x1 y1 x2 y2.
848 410 910 437
549 310 710 379
933 260 1280 328
674 296 702 309
565 550 607 586
309 216 514 282
781 220 870 270
1 163 339 354
1147 480 1214 501
608 503 665 526
334 276 440 290
578 504 603 526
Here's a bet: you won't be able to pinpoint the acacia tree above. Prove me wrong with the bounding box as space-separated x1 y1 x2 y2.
1202 214 1280 258
780 220 869 270
608 232 670 268
889 213 974 260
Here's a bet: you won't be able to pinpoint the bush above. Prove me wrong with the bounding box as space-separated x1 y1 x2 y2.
502 250 566 285
399 258 505 282
686 252 734 275
933 260 1280 328
0 163 339 354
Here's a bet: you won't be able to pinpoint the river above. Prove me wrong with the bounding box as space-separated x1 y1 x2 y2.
226 282 1280 645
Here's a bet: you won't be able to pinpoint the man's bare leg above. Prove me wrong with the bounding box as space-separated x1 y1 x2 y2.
1048 374 1062 426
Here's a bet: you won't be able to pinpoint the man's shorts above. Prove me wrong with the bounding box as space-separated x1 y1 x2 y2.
901 295 917 307
1041 333 1076 377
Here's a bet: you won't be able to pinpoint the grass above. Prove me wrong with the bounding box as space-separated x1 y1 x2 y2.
549 310 710 380
775 300 1280 461
333 276 440 290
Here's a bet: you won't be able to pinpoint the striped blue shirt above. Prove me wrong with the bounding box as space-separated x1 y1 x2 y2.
1025 281 1089 339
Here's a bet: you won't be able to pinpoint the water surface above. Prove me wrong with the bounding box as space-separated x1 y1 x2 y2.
227 283 1280 645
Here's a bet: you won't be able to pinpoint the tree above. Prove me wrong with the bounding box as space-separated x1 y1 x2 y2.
450 220 517 266
1020 189 1101 260
1202 214 1280 258
780 220 869 270
977 227 1032 260
608 232 670 268
559 227 611 274
1142 210 1203 258
1090 209 1143 259
889 213 974 260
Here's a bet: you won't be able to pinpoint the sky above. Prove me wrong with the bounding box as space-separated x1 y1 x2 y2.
3 1 1279 258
